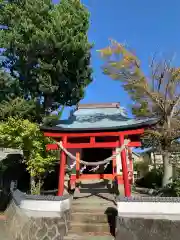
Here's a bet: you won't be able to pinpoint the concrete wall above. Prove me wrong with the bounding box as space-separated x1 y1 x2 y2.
116 196 180 240
4 183 72 240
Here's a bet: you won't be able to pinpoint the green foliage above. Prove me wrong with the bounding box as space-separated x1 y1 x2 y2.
0 117 56 193
134 161 149 175
0 0 92 122
42 106 65 126
30 178 43 195
0 70 20 102
159 177 180 197
0 97 41 122
136 168 163 189
0 68 43 122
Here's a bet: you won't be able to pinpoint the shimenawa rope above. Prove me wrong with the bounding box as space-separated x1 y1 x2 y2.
57 139 130 166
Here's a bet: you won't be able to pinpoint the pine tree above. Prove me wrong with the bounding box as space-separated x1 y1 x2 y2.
0 0 92 121
0 70 16 102
99 40 180 187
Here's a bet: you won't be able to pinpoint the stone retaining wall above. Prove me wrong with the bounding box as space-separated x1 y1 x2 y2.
5 183 72 240
116 196 180 240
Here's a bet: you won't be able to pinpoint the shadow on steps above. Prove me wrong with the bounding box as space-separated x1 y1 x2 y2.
104 207 118 237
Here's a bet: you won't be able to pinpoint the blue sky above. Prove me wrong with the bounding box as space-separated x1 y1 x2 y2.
58 0 180 119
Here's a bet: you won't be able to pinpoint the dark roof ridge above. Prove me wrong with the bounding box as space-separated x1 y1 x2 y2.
77 102 120 109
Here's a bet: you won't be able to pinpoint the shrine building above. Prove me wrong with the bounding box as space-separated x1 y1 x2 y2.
40 103 158 197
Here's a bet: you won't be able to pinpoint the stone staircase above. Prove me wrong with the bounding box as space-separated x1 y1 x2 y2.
0 216 12 240
0 197 116 240
64 183 117 240
0 179 118 240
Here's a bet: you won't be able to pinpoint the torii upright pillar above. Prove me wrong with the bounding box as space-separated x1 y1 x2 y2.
58 136 67 196
119 135 131 197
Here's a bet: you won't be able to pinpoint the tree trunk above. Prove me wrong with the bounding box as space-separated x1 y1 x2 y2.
153 152 156 170
172 164 177 180
162 150 173 187
30 175 36 194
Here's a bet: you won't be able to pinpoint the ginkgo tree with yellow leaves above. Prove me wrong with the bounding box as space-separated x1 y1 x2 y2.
99 40 180 187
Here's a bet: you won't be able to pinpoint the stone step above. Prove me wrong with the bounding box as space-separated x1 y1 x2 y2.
64 233 114 240
79 188 110 194
72 198 115 203
0 221 12 240
69 222 114 233
71 212 108 223
72 203 117 212
72 204 116 209
72 199 116 204
80 183 109 189
64 233 85 240
0 215 6 220
72 202 116 208
72 192 116 202
71 209 117 224
71 207 116 214
77 179 105 184
72 196 116 205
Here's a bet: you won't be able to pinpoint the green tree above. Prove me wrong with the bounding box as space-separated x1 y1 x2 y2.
99 40 180 187
0 69 36 120
0 97 40 122
0 68 39 120
0 70 17 102
0 117 56 194
0 0 92 122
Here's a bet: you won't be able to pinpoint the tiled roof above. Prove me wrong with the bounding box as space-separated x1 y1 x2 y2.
41 103 159 132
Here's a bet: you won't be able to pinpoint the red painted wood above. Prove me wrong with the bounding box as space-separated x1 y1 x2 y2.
43 128 144 138
119 135 131 197
46 141 141 151
117 175 133 185
70 174 115 180
58 136 67 196
90 136 95 144
76 152 80 185
112 150 116 178
128 141 141 147
128 148 134 183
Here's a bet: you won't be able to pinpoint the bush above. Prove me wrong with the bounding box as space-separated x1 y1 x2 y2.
0 117 56 194
134 161 149 173
136 168 163 189
158 178 180 197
